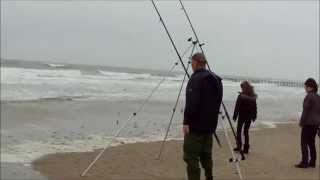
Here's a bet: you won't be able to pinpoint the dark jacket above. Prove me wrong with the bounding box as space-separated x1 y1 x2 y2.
300 92 320 126
233 93 257 122
183 68 223 134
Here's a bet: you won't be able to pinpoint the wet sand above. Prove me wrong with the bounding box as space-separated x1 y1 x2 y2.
1 162 47 180
32 124 320 180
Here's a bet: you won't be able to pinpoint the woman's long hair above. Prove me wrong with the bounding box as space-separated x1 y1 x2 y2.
240 81 256 97
304 78 318 93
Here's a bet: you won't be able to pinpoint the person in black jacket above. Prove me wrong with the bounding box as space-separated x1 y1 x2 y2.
295 78 320 168
183 53 223 180
233 81 257 154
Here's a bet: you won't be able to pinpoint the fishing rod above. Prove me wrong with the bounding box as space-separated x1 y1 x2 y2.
150 0 189 78
150 0 222 148
178 0 245 161
178 0 206 60
80 43 195 177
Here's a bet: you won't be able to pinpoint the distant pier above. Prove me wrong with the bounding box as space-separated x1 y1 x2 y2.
222 76 304 88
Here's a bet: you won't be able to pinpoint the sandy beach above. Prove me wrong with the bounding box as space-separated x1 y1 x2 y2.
32 124 320 180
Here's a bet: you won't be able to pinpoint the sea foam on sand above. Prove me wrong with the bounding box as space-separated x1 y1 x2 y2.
1 120 293 165
1 133 182 164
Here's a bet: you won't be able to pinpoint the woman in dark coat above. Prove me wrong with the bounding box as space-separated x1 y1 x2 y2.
295 78 320 168
233 81 257 154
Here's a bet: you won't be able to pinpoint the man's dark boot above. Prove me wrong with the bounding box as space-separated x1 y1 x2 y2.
295 162 309 168
206 176 213 180
233 146 241 152
243 144 250 154
233 147 241 152
308 160 316 168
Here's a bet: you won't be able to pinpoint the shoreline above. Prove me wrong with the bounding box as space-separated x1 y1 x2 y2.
2 98 298 166
2 121 296 165
31 124 320 180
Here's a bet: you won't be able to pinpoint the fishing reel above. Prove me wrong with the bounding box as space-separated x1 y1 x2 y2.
229 158 240 163
187 37 199 45
187 37 203 46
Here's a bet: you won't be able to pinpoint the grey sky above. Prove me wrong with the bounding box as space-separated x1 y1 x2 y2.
1 1 319 81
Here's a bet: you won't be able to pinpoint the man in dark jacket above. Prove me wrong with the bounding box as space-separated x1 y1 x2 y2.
183 53 223 180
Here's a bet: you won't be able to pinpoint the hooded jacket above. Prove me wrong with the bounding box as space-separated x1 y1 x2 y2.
300 92 320 126
183 68 223 134
233 93 257 122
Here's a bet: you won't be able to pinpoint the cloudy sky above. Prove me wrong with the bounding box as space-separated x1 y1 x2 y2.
1 1 319 80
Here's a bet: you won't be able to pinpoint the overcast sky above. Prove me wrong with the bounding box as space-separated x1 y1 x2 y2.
1 1 319 80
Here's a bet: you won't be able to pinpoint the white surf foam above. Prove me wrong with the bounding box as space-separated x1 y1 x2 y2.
1 134 181 164
1 67 305 104
1 67 184 102
47 63 65 68
98 70 152 80
1 67 82 85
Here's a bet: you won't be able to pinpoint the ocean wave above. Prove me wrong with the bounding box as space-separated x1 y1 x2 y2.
38 95 90 101
1 67 304 102
97 70 185 82
1 94 91 102
47 63 65 68
1 67 82 84
98 70 152 80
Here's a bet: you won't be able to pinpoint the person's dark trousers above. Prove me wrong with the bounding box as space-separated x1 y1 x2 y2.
236 119 252 150
301 125 318 165
183 133 213 180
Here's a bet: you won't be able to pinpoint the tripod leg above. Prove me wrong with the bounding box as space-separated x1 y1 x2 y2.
157 62 190 160
221 115 244 180
157 41 197 159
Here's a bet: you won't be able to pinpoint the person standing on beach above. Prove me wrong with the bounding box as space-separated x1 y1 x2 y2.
183 53 223 180
295 78 320 168
233 81 257 154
